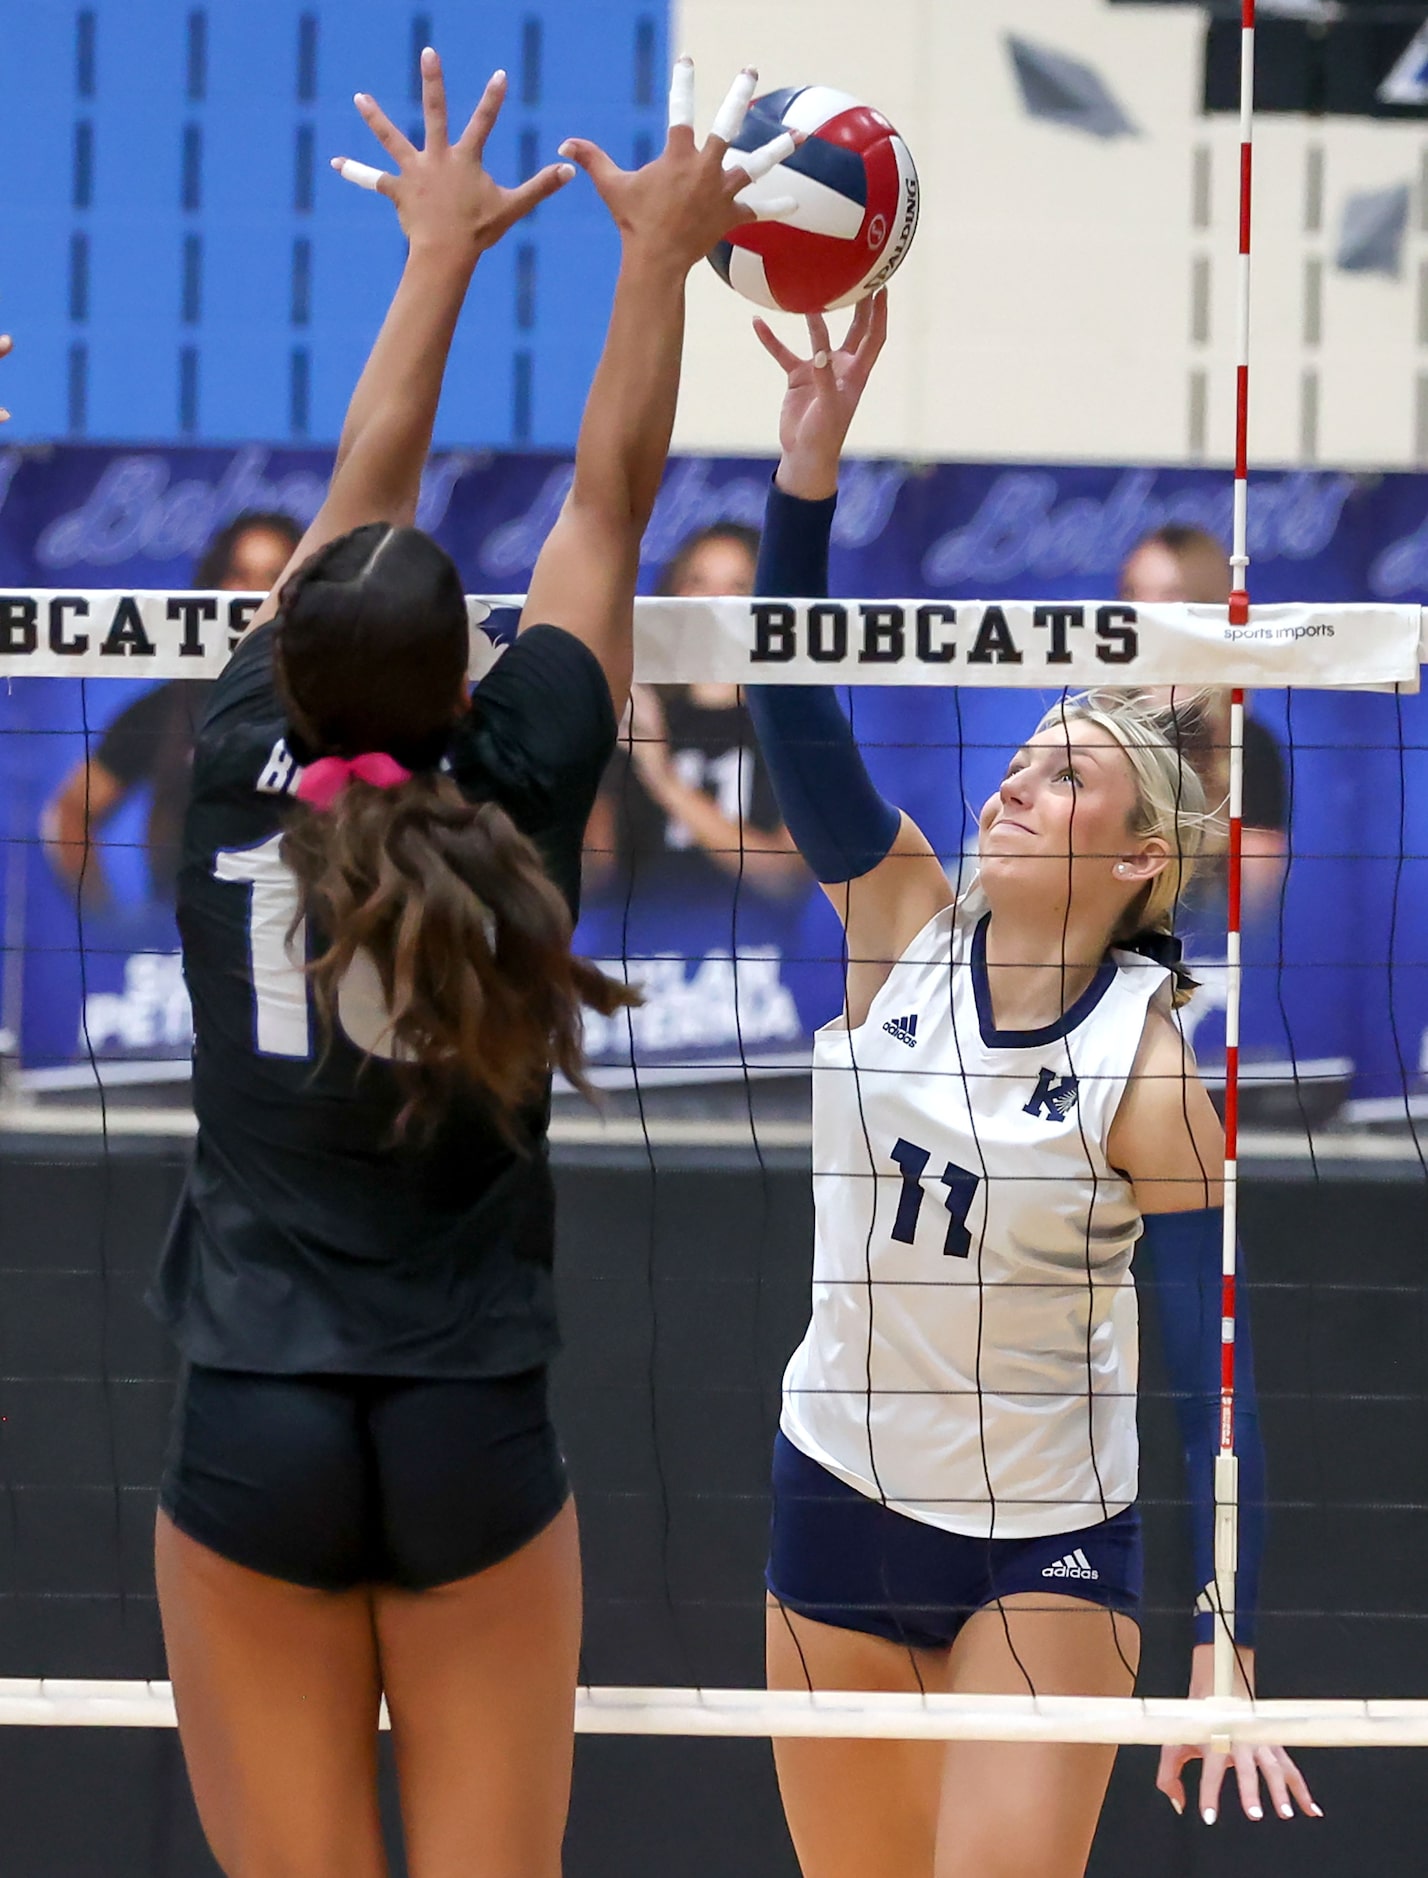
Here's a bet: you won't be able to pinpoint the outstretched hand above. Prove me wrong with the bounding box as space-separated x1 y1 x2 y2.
558 58 800 276
332 47 572 258
1156 1645 1321 1826
754 293 888 500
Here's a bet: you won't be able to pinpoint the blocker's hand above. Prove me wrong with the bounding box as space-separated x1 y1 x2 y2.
1156 1644 1322 1826
0 333 12 422
558 58 800 275
332 47 572 257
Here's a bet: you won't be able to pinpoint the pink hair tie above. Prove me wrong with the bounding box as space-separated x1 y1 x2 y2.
294 751 413 811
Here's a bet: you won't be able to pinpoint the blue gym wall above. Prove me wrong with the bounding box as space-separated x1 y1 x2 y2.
0 1 668 446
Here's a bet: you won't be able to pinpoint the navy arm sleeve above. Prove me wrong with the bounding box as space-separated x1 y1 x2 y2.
1137 1207 1265 1647
743 481 900 885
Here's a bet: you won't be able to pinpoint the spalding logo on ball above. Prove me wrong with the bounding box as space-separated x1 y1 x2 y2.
709 86 919 315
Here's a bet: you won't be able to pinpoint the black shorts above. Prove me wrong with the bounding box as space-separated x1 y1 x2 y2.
160 1364 569 1592
767 1433 1142 1652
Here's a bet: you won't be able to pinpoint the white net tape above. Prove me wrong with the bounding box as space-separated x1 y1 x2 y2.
6 1681 1428 1745
0 590 1420 688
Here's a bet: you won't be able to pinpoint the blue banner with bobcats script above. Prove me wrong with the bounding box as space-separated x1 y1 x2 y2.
0 440 1424 1120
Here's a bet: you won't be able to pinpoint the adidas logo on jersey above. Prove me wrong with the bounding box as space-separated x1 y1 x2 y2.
1042 1548 1099 1581
883 1013 919 1048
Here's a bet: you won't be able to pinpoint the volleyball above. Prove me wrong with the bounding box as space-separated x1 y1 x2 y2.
709 86 920 314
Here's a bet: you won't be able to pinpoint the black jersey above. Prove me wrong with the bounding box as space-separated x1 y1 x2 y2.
148 621 616 1378
95 680 212 901
605 687 783 891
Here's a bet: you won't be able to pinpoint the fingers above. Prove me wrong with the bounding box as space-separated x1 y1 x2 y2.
865 286 890 354
707 66 757 149
0 334 11 359
558 136 623 195
419 44 448 148
355 90 417 169
1154 1745 1191 1818
668 54 695 137
1278 1749 1323 1820
459 67 508 158
1256 1749 1294 1822
728 128 798 187
501 159 576 224
332 157 392 195
745 192 797 221
806 311 834 369
1232 1747 1265 1823
1197 1747 1229 1825
752 317 805 375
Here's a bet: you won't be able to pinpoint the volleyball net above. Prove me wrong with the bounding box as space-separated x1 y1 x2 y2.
1 586 1426 1749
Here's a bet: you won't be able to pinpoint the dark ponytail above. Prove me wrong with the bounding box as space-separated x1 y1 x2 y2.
273 522 636 1136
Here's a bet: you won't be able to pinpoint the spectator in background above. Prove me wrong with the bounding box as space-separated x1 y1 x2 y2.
1119 524 1288 915
584 521 808 902
42 511 301 907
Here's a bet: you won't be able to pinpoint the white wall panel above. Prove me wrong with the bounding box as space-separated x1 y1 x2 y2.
672 0 1428 469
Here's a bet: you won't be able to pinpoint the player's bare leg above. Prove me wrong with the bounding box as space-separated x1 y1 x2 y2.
935 1593 1139 1878
373 1500 582 1878
767 1596 944 1878
156 1511 388 1878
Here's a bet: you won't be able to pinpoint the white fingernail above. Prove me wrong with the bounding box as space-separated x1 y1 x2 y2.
1248 1806 1263 1821
1310 1804 1324 1818
556 163 575 181
1202 1809 1216 1826
813 350 831 370
1279 1805 1293 1819
354 92 368 105
1170 1797 1183 1817
492 68 507 83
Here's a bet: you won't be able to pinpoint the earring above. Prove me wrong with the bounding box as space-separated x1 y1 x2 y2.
1115 862 1130 877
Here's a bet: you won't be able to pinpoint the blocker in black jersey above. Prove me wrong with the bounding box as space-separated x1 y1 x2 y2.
148 619 616 1379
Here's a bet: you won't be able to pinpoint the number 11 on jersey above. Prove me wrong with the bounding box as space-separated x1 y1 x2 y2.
889 1137 979 1258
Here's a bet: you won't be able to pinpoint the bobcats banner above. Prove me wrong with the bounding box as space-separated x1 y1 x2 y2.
3 440 1428 1115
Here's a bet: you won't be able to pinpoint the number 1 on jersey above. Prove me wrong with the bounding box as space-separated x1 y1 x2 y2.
889 1137 979 1259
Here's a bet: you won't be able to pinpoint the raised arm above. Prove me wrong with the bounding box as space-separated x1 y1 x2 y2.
743 297 951 1026
519 61 795 712
247 49 570 633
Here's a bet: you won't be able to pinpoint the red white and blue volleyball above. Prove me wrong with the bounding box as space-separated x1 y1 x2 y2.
710 86 920 315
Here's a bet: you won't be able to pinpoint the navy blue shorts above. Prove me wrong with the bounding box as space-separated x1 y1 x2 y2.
161 1364 568 1592
767 1432 1142 1651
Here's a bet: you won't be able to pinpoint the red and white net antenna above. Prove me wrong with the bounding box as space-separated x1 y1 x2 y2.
1215 0 1256 1707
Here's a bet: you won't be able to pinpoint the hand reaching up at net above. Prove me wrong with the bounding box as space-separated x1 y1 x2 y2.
333 48 573 255
1157 1643 1321 1826
247 48 569 635
753 290 888 502
557 60 800 277
0 333 12 423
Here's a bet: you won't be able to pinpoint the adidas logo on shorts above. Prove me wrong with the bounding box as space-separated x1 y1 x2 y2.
883 1013 919 1048
1042 1547 1099 1581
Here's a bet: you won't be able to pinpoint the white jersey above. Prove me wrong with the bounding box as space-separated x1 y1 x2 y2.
781 897 1172 1541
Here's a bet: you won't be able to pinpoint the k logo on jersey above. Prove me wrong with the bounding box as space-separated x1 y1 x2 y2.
1023 1067 1079 1123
